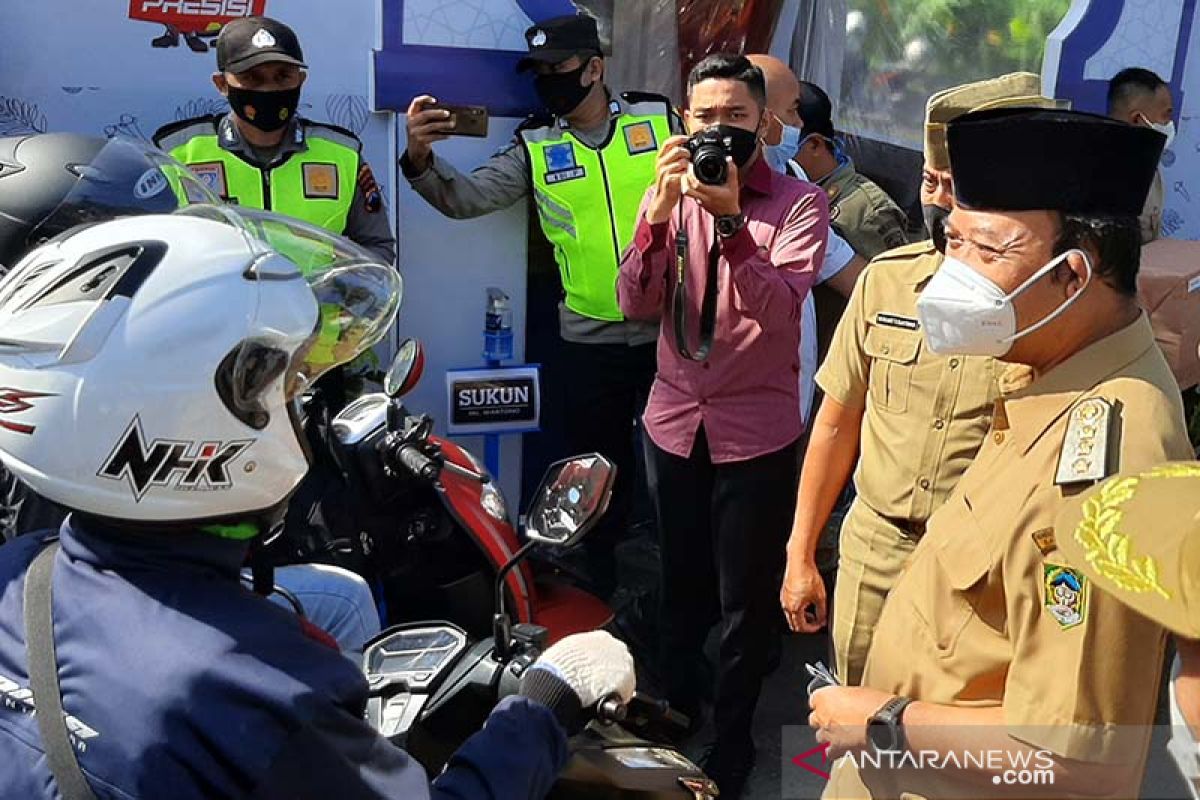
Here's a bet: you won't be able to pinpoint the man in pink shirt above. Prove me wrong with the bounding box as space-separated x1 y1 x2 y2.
617 53 828 798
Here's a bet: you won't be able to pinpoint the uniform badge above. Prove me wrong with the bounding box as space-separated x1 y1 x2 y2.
302 163 339 200
1043 564 1088 629
1055 398 1113 485
357 164 382 213
188 162 228 198
875 312 920 331
1030 528 1058 556
544 142 585 184
252 29 277 48
624 121 658 155
530 29 547 47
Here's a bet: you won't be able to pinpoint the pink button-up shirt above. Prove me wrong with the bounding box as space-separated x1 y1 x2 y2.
617 157 828 463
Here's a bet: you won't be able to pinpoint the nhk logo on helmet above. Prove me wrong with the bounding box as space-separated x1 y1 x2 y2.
99 417 253 501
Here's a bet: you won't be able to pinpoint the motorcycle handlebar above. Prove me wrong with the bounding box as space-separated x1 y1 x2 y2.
595 691 692 738
394 443 440 482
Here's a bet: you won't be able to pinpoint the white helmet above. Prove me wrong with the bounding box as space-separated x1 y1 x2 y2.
0 207 400 524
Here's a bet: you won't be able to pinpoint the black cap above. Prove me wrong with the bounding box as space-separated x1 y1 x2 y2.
948 108 1165 216
516 15 601 73
216 17 306 74
797 81 836 140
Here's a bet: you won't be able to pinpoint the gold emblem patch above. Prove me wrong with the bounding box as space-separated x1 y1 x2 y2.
624 121 657 155
302 163 339 200
1044 564 1088 629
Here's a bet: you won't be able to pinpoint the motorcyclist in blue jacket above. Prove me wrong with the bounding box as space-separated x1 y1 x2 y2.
0 208 635 799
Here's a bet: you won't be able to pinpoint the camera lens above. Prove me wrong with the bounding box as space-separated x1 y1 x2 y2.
693 146 728 186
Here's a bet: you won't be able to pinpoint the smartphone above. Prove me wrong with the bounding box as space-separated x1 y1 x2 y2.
429 102 489 138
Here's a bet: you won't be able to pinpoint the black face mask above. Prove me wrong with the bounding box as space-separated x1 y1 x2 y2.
923 204 951 254
534 65 593 117
710 124 760 169
227 86 301 133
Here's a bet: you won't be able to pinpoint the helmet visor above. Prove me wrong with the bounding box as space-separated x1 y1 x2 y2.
28 135 220 248
176 206 402 402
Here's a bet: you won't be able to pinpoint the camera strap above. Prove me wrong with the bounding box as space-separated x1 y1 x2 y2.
672 204 720 363
24 540 99 800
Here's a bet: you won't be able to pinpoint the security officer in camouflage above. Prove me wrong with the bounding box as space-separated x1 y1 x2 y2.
781 74 1064 686
403 14 682 599
153 16 396 264
790 80 908 261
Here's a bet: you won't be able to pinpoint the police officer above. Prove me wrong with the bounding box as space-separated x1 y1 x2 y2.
0 211 634 799
153 16 396 264
780 74 1059 686
810 107 1191 799
403 13 682 600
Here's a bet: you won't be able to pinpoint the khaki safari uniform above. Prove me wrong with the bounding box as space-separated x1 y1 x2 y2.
1141 170 1165 243
815 73 1066 685
818 158 909 260
825 314 1193 800
816 241 997 685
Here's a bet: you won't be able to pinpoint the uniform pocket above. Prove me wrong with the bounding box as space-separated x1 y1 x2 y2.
863 327 921 414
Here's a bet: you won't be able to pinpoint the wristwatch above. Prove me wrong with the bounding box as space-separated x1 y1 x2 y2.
867 696 913 753
715 213 747 238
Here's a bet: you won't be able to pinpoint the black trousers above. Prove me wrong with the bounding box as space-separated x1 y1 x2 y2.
557 340 657 598
647 426 799 750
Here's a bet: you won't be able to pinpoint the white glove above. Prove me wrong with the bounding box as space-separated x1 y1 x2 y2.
518 631 636 731
533 630 636 706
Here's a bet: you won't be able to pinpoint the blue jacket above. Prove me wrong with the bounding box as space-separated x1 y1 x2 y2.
0 521 567 799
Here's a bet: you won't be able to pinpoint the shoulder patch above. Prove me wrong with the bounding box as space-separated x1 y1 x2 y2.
152 113 221 148
1043 563 1088 629
1055 398 1114 486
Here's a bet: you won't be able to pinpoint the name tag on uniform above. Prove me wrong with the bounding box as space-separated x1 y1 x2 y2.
544 142 585 184
302 163 340 199
876 313 920 331
189 162 228 198
624 121 658 155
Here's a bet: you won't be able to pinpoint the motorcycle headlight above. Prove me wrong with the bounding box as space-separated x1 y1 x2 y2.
461 448 509 523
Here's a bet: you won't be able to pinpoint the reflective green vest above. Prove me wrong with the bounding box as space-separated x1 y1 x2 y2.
521 95 674 321
155 116 359 236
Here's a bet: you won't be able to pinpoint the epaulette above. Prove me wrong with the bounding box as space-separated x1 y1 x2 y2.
516 111 555 133
620 90 671 106
871 239 936 261
1055 398 1115 486
302 120 363 152
151 113 221 148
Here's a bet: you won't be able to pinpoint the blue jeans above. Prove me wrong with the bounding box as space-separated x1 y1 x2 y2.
243 563 381 655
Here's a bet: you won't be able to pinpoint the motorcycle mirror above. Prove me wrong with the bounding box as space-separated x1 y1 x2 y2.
524 454 616 548
384 338 425 399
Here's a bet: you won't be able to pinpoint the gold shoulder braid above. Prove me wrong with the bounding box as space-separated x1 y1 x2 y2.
1072 463 1200 598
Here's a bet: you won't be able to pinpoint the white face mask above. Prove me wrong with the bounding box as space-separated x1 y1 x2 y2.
916 249 1092 357
764 121 802 174
1140 115 1176 150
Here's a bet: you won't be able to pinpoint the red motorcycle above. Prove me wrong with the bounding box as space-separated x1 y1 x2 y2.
274 338 613 645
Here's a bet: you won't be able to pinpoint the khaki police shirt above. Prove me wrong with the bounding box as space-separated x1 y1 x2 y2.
819 159 910 260
815 241 998 522
826 314 1192 800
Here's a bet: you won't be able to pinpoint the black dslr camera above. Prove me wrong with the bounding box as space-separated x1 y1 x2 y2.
685 128 732 186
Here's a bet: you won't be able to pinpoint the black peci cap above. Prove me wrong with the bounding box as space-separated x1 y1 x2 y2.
797 81 836 140
947 108 1165 216
516 14 601 73
217 17 306 75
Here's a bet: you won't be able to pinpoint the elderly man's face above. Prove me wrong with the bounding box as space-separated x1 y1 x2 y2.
943 206 1084 357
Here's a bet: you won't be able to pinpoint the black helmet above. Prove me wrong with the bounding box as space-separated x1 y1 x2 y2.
0 133 218 270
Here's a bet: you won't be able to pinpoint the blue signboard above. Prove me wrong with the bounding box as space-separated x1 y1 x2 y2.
374 0 578 116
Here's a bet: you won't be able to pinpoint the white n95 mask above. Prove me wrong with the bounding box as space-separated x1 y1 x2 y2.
916 249 1091 357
